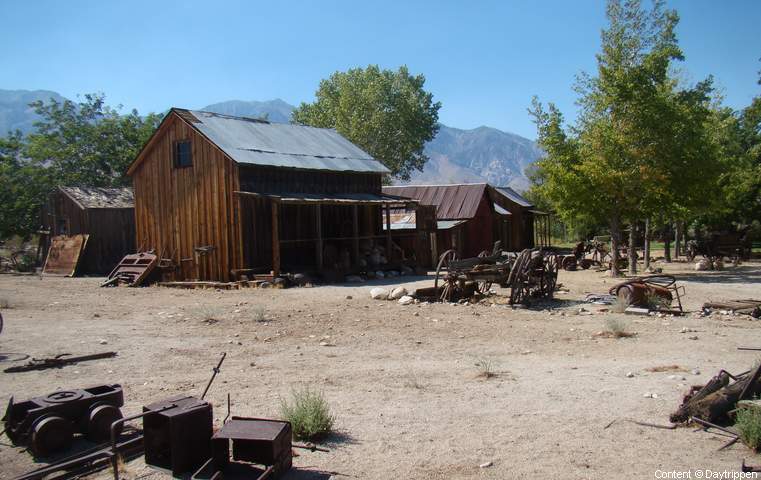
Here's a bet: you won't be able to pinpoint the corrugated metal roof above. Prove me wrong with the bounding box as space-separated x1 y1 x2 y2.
437 220 467 230
382 183 488 220
235 191 410 205
179 109 390 174
493 203 511 215
60 186 134 209
493 186 533 208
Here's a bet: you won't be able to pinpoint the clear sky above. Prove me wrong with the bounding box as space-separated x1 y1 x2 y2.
1 0 759 139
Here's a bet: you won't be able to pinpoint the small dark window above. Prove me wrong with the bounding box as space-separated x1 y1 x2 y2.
174 141 192 168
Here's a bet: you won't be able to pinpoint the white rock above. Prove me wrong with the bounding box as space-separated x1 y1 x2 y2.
398 295 414 306
626 372 634 378
479 461 493 468
692 368 701 375
389 286 408 300
98 339 108 345
370 288 389 300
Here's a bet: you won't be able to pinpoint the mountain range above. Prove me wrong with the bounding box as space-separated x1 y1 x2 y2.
0 90 540 191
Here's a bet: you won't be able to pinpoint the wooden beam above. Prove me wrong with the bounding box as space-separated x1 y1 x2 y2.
385 206 392 259
315 204 323 271
352 205 359 265
271 200 280 276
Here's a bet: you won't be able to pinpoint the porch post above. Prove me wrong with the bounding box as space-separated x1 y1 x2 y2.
315 204 323 271
385 205 392 260
271 200 280 276
352 205 359 266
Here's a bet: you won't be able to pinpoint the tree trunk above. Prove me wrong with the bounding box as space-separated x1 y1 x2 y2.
609 217 621 277
628 223 637 275
643 219 651 271
663 223 672 263
675 221 682 259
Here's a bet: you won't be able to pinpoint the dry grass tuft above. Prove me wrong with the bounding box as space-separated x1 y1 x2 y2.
645 365 686 373
601 318 635 338
475 357 496 379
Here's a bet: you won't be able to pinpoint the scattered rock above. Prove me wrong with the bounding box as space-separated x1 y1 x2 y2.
479 461 493 469
626 372 634 378
398 295 414 306
260 281 272 289
688 335 698 341
370 287 389 300
291 273 309 286
346 295 353 300
389 286 408 300
413 312 420 317
691 368 701 375
98 339 108 345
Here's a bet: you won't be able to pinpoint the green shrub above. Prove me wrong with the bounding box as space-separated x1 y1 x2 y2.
736 406 761 451
644 291 671 311
280 388 335 441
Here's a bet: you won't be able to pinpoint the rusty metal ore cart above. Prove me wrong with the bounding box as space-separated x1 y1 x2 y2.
433 245 558 304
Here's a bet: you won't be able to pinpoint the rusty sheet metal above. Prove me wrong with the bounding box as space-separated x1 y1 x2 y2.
383 183 488 220
43 234 89 276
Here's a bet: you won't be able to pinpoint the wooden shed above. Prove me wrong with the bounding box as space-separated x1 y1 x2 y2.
127 108 430 282
383 183 549 259
41 186 136 275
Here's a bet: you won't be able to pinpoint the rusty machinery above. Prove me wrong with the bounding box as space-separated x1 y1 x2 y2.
2 384 124 456
609 274 684 312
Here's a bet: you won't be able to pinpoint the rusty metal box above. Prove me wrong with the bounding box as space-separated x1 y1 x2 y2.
213 416 292 472
143 395 213 475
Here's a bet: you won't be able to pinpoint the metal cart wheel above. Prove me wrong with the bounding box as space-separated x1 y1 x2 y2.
87 404 123 443
32 415 73 456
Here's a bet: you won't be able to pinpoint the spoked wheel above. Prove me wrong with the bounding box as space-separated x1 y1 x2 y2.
476 280 493 295
510 280 528 305
542 253 559 298
434 250 458 290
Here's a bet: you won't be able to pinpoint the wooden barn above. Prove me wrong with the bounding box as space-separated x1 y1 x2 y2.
383 183 550 259
41 186 136 275
127 108 431 282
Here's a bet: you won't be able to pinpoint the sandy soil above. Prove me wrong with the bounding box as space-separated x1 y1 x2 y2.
1 259 760 479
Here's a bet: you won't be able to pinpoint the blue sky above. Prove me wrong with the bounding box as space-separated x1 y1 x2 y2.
1 0 759 139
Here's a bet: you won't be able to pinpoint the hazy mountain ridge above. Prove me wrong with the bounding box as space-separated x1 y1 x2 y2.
0 89 66 135
0 90 539 192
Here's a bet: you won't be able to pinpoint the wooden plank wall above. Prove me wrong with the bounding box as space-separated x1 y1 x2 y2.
131 113 241 281
239 165 382 195
83 208 136 275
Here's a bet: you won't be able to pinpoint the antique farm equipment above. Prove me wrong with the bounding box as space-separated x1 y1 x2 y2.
505 249 559 305
433 244 558 304
2 384 124 456
4 351 117 373
686 228 752 264
193 417 294 480
142 353 225 476
560 241 598 271
101 251 158 287
609 274 684 312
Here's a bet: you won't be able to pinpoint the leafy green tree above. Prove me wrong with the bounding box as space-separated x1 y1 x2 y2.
292 65 441 180
0 93 161 239
25 93 161 187
0 132 52 238
529 0 721 275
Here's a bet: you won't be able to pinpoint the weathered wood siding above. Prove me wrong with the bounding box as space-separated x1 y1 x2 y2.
131 113 242 281
239 165 382 195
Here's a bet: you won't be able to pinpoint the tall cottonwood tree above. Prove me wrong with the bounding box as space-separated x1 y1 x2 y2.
529 0 720 275
292 65 441 180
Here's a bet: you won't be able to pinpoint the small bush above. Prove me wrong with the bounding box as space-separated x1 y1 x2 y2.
194 306 223 324
611 296 630 314
736 406 761 451
403 373 424 389
644 291 671 311
0 297 10 309
280 388 335 441
604 318 634 338
475 357 496 379
253 306 268 322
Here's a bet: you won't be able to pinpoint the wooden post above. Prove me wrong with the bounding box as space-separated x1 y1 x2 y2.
352 205 359 266
271 200 280 276
315 204 323 271
644 218 651 271
385 205 392 260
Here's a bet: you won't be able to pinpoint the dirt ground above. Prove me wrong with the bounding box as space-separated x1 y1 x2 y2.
1 258 760 479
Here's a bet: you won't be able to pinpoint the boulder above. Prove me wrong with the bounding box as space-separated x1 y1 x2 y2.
370 287 389 300
398 295 414 305
389 286 408 299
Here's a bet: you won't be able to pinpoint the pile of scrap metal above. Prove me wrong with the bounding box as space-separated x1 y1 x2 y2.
416 243 559 305
702 299 761 319
668 358 761 462
6 353 324 480
609 274 684 313
101 251 159 287
560 241 602 271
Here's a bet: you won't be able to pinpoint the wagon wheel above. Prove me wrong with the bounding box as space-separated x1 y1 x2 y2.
439 276 457 303
542 253 559 297
434 250 458 290
476 280 493 295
